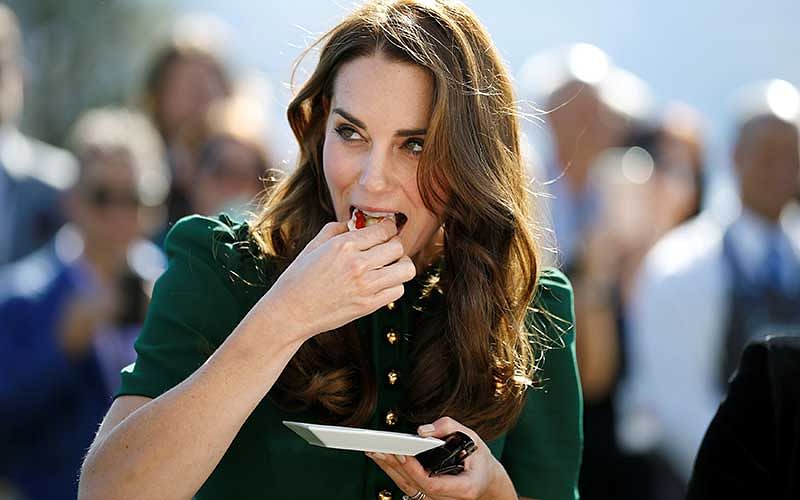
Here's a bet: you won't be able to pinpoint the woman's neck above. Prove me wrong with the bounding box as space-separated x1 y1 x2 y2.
412 225 445 275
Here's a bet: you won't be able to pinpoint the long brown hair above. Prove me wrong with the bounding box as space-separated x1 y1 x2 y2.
251 0 548 440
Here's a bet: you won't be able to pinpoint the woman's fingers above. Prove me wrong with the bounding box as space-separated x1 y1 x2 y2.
406 456 474 498
378 453 475 500
302 221 349 254
346 218 398 251
365 256 416 292
361 235 405 268
417 416 478 442
367 421 497 500
358 284 406 315
266 218 406 337
303 218 396 257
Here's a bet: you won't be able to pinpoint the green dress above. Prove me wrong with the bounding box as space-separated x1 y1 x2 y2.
118 215 583 500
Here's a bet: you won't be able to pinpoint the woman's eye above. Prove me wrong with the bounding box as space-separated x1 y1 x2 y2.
335 125 363 141
404 138 424 156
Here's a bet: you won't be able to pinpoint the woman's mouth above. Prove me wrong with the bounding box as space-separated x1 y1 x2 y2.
348 206 408 233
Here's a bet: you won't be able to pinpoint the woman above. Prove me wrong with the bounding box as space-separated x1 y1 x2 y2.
142 31 232 225
189 92 278 219
79 1 582 499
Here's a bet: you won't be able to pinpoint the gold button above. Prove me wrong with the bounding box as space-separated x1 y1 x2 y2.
386 301 395 311
385 410 398 427
378 490 393 500
387 369 399 386
385 329 398 345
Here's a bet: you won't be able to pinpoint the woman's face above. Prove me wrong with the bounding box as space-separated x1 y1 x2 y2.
160 57 227 140
323 54 442 272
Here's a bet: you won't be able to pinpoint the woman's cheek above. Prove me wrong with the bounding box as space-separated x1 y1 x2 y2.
322 142 351 206
327 140 357 177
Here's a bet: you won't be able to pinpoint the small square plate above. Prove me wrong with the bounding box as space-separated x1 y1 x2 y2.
283 421 444 455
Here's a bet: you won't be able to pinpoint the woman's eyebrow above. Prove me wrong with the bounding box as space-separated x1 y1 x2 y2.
332 107 427 137
332 107 366 129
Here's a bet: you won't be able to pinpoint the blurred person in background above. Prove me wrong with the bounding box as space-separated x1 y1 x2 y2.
189 90 279 221
622 79 800 492
579 103 706 500
0 3 77 266
0 107 168 500
522 44 628 271
524 44 653 500
602 103 707 304
651 102 706 224
141 16 232 226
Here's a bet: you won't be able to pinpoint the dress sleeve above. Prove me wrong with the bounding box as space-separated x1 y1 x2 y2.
116 215 249 399
501 268 583 500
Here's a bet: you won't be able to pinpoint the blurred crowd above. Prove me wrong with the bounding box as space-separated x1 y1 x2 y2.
0 3 798 499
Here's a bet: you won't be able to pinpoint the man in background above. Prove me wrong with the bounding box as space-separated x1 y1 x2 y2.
0 4 77 266
622 79 800 487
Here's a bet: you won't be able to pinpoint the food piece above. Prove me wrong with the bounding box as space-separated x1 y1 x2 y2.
348 207 397 231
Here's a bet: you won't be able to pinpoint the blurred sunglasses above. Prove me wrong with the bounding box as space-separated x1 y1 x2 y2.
83 186 141 209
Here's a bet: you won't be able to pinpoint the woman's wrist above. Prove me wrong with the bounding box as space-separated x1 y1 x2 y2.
223 295 308 380
480 457 517 500
248 291 313 348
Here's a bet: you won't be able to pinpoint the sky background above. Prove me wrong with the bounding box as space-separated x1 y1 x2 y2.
174 0 800 209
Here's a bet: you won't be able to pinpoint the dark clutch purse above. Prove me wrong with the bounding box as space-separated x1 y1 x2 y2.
414 431 477 477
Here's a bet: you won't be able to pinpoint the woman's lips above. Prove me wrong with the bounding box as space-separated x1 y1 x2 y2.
348 206 408 232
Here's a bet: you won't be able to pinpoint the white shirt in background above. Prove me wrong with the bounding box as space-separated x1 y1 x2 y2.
617 205 800 480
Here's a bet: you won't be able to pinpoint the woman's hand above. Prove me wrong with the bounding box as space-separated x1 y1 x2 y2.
264 219 416 343
366 417 517 500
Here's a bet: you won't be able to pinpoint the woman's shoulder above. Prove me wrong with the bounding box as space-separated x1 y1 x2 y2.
533 267 574 322
162 214 277 304
525 266 576 356
536 267 572 291
163 213 250 256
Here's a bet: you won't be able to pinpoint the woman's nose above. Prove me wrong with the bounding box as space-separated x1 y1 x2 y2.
358 148 392 192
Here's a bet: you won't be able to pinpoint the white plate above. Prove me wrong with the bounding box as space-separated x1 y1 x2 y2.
283 421 444 455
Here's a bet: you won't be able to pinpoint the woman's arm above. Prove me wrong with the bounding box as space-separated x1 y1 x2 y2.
79 219 414 500
78 295 305 500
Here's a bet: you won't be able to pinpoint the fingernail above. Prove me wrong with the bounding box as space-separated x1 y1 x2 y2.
398 455 406 464
418 424 435 435
373 452 386 460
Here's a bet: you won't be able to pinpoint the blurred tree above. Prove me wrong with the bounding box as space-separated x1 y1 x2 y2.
6 0 175 146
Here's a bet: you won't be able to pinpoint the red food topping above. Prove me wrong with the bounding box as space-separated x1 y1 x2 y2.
355 210 366 229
